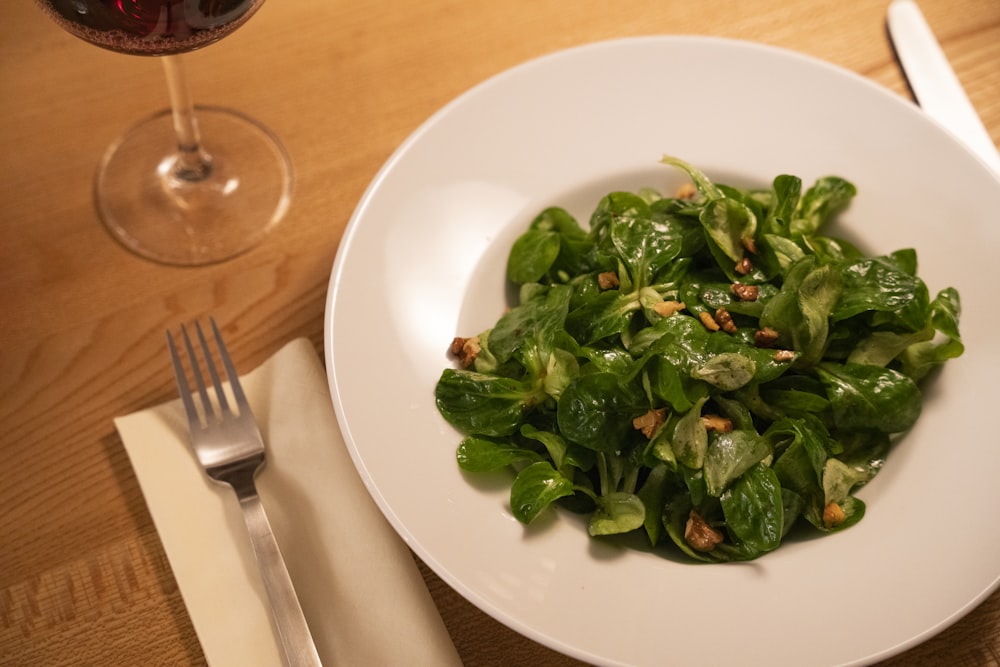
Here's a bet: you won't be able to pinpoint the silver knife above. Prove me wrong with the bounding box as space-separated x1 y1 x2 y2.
887 0 1000 176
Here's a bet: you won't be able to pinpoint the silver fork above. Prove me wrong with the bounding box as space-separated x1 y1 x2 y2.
167 319 323 667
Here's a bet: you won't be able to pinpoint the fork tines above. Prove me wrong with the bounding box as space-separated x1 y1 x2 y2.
168 318 249 428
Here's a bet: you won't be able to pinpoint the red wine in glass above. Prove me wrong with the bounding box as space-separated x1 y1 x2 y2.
37 0 260 55
34 0 293 265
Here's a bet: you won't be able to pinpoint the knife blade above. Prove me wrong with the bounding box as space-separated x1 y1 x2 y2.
887 0 1000 176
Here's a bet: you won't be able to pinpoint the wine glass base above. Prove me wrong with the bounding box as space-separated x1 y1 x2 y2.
95 106 292 266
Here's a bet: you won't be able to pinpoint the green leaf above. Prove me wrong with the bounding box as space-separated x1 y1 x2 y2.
706 332 795 384
699 197 758 264
588 492 646 536
435 369 541 436
507 228 561 283
704 430 772 497
510 461 576 523
543 348 580 400
516 207 594 284
529 206 589 251
647 356 697 413
671 396 709 468
489 284 573 374
565 290 640 346
794 262 842 366
816 362 922 433
823 458 871 505
780 487 805 537
929 286 962 339
520 424 595 471
720 463 784 554
660 155 723 199
606 194 684 287
647 420 678 467
636 464 671 544
761 174 802 237
899 287 965 381
769 414 832 492
791 176 856 236
832 254 930 331
456 436 543 472
760 256 842 368
759 387 830 415
900 338 965 382
692 353 757 391
848 329 933 368
805 235 864 264
557 372 645 452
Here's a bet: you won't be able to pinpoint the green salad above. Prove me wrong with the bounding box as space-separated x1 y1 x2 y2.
434 156 963 562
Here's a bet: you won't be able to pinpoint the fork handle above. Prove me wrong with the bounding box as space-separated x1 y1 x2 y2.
239 493 324 667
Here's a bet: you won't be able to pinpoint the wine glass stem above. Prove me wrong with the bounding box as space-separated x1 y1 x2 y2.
161 54 212 181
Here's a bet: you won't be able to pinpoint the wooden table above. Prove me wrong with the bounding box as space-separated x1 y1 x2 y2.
2 1 998 665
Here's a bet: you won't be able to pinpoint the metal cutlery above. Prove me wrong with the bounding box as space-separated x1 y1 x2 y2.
887 0 1000 176
167 319 323 667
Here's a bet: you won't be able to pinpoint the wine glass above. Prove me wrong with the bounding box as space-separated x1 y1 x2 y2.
34 0 291 265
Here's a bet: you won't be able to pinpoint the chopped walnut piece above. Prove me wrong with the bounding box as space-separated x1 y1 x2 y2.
823 502 847 528
714 307 738 334
731 283 759 302
699 311 720 331
685 510 725 552
772 350 796 362
742 236 759 255
653 300 686 317
754 327 780 348
448 336 481 369
675 181 698 200
735 257 753 275
597 271 620 290
702 414 733 433
632 408 667 439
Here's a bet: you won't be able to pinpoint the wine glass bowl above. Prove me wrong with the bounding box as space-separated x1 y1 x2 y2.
34 0 291 265
36 0 263 55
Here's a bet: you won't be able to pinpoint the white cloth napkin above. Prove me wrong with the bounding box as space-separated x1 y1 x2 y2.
115 338 463 667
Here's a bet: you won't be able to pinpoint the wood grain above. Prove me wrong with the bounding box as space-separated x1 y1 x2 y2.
2 0 998 665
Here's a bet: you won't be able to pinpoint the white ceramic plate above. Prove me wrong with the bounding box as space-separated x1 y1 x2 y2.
325 36 1000 667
